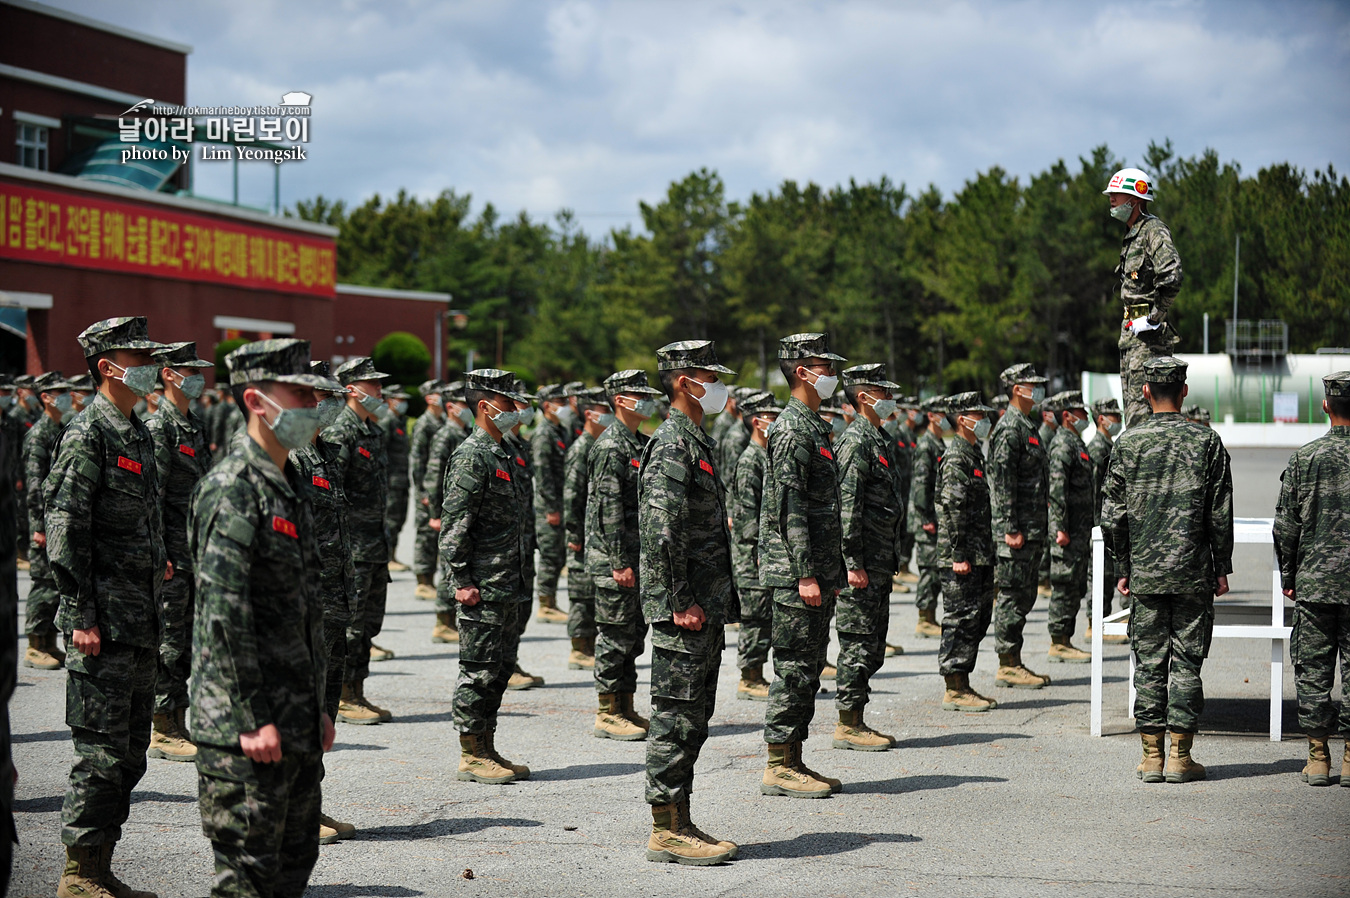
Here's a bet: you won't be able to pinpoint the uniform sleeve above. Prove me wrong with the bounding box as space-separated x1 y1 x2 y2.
532 426 564 514
836 437 869 572
639 440 693 618
1272 458 1300 591
938 455 972 566
588 440 628 572
43 430 100 630
732 452 763 581
988 427 1020 537
1102 450 1130 581
1047 439 1069 537
563 442 588 547
909 441 936 531
423 430 449 512
439 450 487 590
22 429 49 534
1144 221 1184 324
145 416 174 506
409 420 431 496
771 429 815 580
1206 438 1235 578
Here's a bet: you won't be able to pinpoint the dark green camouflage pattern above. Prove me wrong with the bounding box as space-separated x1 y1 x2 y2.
22 413 61 637
1129 592 1212 732
409 410 445 577
563 429 598 639
531 417 569 598
1047 424 1095 638
1273 427 1350 605
1289 602 1350 737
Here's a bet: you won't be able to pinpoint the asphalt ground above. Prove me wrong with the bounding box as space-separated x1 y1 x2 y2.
8 447 1348 897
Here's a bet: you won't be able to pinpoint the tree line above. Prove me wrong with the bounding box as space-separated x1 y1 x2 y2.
292 140 1350 397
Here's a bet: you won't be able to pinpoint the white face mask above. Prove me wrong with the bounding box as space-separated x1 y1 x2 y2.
692 378 728 415
555 404 577 427
485 402 518 432
802 367 838 400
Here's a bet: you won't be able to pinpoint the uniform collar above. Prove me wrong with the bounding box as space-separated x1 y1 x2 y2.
240 433 298 500
159 399 197 432
89 391 140 441
668 408 713 449
1124 211 1156 240
786 396 830 436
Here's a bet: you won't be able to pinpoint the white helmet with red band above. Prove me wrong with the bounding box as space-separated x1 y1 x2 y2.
1103 167 1155 202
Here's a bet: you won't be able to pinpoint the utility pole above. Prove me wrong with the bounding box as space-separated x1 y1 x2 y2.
1232 233 1240 322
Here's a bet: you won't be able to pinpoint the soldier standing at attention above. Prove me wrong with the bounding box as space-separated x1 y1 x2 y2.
21 372 75 671
531 385 572 624
832 364 905 751
731 391 781 702
989 363 1053 690
325 357 394 724
1104 356 1232 784
427 381 470 643
936 393 1000 712
562 387 610 671
504 382 545 690
1273 372 1350 788
759 333 847 799
1044 391 1094 664
190 339 335 897
640 340 738 865
144 343 215 764
714 388 752 481
1106 168 1184 429
887 397 921 615
908 397 950 641
47 317 167 898
10 375 37 569
587 370 662 740
1086 397 1127 641
409 380 445 601
382 385 412 573
441 369 532 785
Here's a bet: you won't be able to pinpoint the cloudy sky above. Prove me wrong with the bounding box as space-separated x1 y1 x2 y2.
55 0 1350 236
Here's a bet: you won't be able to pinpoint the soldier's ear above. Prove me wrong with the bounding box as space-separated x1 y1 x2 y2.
1181 384 1189 400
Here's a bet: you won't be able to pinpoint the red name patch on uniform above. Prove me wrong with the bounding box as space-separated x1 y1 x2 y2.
699 459 714 475
973 468 984 478
630 458 641 469
272 516 298 538
1080 451 1090 461
312 476 331 490
178 444 195 457
819 447 834 460
396 428 405 437
495 468 511 481
358 447 373 459
1028 436 1040 446
117 456 142 475
878 455 890 467
516 456 526 467
556 439 567 450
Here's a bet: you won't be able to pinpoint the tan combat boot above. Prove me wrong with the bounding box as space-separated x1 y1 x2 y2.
595 693 647 741
645 802 733 865
535 595 568 624
486 728 530 779
915 607 942 639
1164 732 1206 783
414 574 436 601
619 693 650 730
761 743 832 798
24 632 65 669
996 652 1050 689
431 611 459 644
457 733 517 784
897 563 919 584
1137 732 1165 783
1342 742 1350 788
319 812 356 844
337 683 383 725
1301 736 1332 787
387 557 410 572
147 712 197 762
357 683 393 721
508 663 544 690
1047 635 1091 664
369 642 395 662
567 637 595 670
678 795 738 859
100 842 157 898
884 641 905 657
57 845 112 898
833 708 894 751
791 740 843 793
820 661 837 680
941 673 997 712
737 665 771 702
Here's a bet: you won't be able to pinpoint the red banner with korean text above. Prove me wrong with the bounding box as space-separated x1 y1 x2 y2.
0 179 335 297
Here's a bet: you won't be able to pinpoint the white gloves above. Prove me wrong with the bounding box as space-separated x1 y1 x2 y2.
1129 316 1158 333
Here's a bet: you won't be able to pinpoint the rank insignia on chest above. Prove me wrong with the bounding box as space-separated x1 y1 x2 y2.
630 458 641 469
973 468 984 478
819 447 833 460
358 447 373 459
495 468 511 481
272 516 298 538
556 439 567 450
516 456 526 467
117 456 142 475
1028 436 1039 446
878 455 889 467
396 428 405 437
1080 451 1090 462
312 476 331 490
699 459 714 476
178 444 195 457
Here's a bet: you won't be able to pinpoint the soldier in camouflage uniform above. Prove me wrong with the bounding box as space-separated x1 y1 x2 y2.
640 340 738 865
1045 391 1095 664
427 381 470 641
531 385 572 624
9 376 38 569
324 357 394 724
936 393 1000 712
730 391 781 701
562 387 610 670
1035 404 1058 597
888 397 921 603
1087 397 1128 638
1182 404 1212 427
832 364 905 750
505 381 546 690
382 385 412 572
989 363 1053 690
47 317 168 898
1273 371 1350 788
21 372 75 671
409 380 445 600
209 390 245 458
759 333 847 799
586 370 662 739
1105 169 1184 429
440 369 532 785
1103 356 1232 784
144 343 215 764
190 339 336 897
0 391 14 897
714 388 752 483
908 396 951 640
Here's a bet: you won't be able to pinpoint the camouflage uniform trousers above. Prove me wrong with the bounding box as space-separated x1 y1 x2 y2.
645 640 722 805
594 584 648 695
835 575 890 712
1291 602 1350 737
736 586 772 671
938 566 994 675
566 571 597 640
1130 592 1213 733
154 571 194 714
15 482 27 561
535 516 566 600
411 500 438 578
1048 547 1089 639
347 563 390 686
61 641 156 847
322 608 348 722
993 552 1043 656
453 599 520 734
913 537 941 612
23 541 59 637
196 744 322 898
1120 331 1179 430
764 589 832 744
898 530 915 570
384 479 409 559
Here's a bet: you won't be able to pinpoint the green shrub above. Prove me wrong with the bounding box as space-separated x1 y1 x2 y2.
214 338 251 385
372 331 432 387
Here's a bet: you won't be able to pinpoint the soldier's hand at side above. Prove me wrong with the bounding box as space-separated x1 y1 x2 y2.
567 542 582 552
34 532 45 548
847 569 869 589
613 568 635 588
546 511 561 526
456 586 481 607
165 561 174 581
952 561 971 576
922 522 936 535
1055 531 1070 547
798 576 821 607
1117 577 1130 597
1005 532 1025 550
1283 588 1295 599
321 714 336 752
429 518 442 532
72 626 101 656
240 723 282 764
1214 575 1229 598
421 497 430 506
673 603 705 631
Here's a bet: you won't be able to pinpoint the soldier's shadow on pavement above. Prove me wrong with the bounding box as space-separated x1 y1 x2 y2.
743 830 921 859
1201 698 1301 737
534 762 645 781
1203 757 1306 781
10 729 69 744
846 773 1007 795
13 794 63 813
358 817 543 841
129 790 198 804
307 884 424 897
708 722 763 737
893 732 1030 750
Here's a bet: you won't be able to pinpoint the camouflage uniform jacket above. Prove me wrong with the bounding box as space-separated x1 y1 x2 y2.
1086 429 1113 525
836 419 904 575
585 422 648 579
439 427 525 603
530 418 568 517
730 441 767 589
988 406 1048 555
907 430 945 542
1 406 28 489
145 400 213 570
1115 212 1184 347
189 436 325 751
757 397 844 591
321 405 388 564
22 413 61 538
422 418 467 516
1102 412 1233 593
504 431 535 587
638 408 733 652
563 429 598 570
44 393 166 644
715 420 750 489
383 414 410 490
291 437 357 616
409 412 445 503
1047 425 1095 553
1273 425 1350 605
936 434 993 568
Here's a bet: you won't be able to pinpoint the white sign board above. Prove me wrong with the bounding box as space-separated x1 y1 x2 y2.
1273 392 1299 423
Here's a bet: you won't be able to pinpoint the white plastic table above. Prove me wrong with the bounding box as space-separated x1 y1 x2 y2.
1089 518 1292 741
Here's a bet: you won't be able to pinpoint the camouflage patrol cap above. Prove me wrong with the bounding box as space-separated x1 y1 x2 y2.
440 380 466 403
948 391 997 414
33 371 74 392
226 338 331 388
418 379 443 397
385 384 410 400
999 363 1048 387
152 341 213 369
897 395 921 410
575 386 611 410
308 360 348 393
605 369 663 398
0 374 13 388
563 381 585 396
465 369 524 402
919 395 950 414
1183 404 1212 423
77 317 164 358
14 374 36 389
1050 390 1085 412
820 394 846 413
1142 356 1188 385
512 378 538 402
656 340 736 375
537 384 566 402
335 356 391 386
1091 397 1122 418
991 394 1010 410
741 390 783 417
778 332 846 363
841 363 901 392
67 374 94 393
1321 371 1350 398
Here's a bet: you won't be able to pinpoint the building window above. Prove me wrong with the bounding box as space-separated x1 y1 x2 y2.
16 123 49 170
